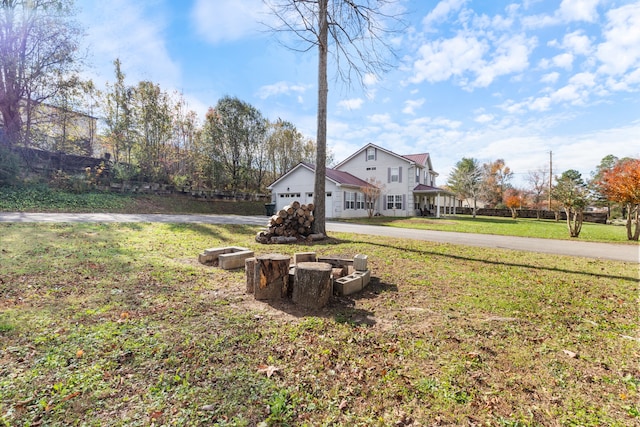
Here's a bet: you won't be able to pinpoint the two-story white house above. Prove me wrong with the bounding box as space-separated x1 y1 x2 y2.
267 143 458 219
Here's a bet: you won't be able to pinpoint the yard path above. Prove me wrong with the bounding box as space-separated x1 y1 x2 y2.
0 212 637 263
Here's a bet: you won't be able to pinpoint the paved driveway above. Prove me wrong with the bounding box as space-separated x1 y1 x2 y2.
0 212 637 263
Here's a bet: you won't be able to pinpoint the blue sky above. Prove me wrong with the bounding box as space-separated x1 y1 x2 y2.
76 0 639 187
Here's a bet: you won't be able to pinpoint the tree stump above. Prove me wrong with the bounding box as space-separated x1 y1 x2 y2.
253 254 290 300
292 262 332 309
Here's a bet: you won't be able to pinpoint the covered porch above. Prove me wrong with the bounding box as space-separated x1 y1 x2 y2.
413 185 458 218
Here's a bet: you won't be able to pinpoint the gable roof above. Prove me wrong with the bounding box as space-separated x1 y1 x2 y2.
334 142 431 169
267 162 373 189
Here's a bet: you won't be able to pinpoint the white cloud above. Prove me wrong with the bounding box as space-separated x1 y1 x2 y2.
552 53 574 70
557 0 600 23
77 0 181 88
409 35 488 84
338 98 365 110
256 81 309 99
474 113 494 123
562 30 592 55
422 0 468 30
541 72 560 83
191 0 268 44
472 34 535 88
523 0 600 28
402 98 425 115
596 3 640 77
363 73 378 86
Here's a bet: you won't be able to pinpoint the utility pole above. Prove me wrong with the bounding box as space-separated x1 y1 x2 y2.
548 151 553 210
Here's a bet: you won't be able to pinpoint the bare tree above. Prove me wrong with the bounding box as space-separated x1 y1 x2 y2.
527 167 548 219
0 0 82 147
360 176 385 218
265 0 403 235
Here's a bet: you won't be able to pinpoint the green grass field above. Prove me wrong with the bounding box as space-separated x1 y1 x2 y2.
1 222 637 426
341 215 636 243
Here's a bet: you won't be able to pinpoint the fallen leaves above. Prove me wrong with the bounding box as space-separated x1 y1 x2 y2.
257 364 281 378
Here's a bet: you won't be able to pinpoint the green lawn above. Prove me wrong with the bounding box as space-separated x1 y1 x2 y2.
341 215 636 244
1 222 637 426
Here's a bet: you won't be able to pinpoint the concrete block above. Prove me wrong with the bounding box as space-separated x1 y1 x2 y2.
333 273 363 296
218 250 254 270
353 269 370 287
353 254 368 271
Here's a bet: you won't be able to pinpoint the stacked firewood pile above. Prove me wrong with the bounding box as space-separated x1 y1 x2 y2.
256 201 323 244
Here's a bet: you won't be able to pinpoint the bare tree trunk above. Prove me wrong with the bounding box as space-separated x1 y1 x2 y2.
626 203 640 241
565 208 583 237
313 0 328 236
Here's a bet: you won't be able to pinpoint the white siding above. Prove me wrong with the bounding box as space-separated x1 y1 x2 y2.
337 146 414 217
269 166 336 217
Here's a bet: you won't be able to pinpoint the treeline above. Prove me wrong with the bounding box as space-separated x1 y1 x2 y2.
97 60 319 192
13 60 318 193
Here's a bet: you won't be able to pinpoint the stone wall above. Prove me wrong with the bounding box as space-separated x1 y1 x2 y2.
13 146 107 176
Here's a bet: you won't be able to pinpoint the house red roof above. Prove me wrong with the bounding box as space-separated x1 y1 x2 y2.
403 153 429 166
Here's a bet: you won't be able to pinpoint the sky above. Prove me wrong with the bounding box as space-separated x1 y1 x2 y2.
75 0 640 187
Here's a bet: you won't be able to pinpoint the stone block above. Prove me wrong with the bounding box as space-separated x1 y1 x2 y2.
333 273 363 296
353 254 368 271
294 252 317 264
218 250 254 270
198 246 251 267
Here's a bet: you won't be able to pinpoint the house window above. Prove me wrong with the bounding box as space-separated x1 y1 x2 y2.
366 167 376 171
386 194 403 210
326 192 332 197
307 193 313 197
367 147 375 160
390 168 399 182
345 192 355 209
356 193 365 209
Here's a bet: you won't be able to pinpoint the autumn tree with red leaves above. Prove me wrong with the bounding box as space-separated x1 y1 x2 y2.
504 189 523 219
599 158 640 241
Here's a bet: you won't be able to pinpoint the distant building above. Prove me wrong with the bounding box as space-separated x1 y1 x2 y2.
0 100 97 156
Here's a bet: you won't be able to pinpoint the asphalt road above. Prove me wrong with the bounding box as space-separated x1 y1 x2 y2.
0 212 638 263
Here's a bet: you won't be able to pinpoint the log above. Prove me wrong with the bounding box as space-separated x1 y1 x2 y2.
253 254 290 300
306 203 315 212
245 257 256 294
277 209 288 218
292 262 332 309
291 201 301 209
270 236 297 244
